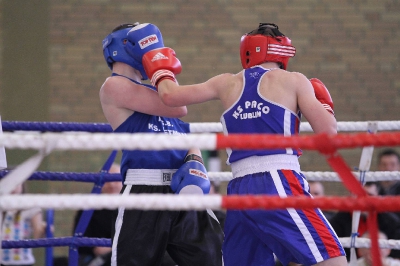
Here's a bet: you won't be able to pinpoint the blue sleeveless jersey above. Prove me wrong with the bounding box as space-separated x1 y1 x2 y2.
111 74 189 180
221 66 302 164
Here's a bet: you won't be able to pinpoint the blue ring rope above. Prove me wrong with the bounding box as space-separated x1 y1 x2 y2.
0 171 122 182
2 121 113 133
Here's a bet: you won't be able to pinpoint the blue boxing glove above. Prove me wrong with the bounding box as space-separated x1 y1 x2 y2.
171 154 210 195
124 23 165 80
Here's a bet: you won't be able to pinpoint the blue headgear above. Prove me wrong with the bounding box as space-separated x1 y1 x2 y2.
102 23 148 80
124 23 165 80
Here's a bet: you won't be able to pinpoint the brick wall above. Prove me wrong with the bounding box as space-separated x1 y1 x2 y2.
1 0 400 260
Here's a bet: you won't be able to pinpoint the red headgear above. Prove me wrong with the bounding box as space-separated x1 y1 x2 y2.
240 23 296 70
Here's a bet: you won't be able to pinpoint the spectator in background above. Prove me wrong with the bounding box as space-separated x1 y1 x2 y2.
357 231 400 266
308 180 325 198
330 182 400 261
308 181 336 221
377 149 400 196
72 163 122 266
1 182 46 266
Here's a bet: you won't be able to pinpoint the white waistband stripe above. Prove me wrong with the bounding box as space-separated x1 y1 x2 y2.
125 169 177 185
231 154 300 178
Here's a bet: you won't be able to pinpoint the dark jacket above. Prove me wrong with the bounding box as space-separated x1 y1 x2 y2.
329 211 400 261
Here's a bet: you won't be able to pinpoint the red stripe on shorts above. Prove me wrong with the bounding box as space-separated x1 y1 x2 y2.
282 169 342 258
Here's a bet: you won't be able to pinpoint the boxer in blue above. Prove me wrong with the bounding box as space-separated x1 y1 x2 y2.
100 23 223 266
137 23 347 266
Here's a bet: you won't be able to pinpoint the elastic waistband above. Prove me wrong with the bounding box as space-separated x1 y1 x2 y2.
231 154 300 178
125 169 177 185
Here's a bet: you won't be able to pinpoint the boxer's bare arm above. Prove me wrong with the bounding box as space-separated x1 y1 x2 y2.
158 73 240 109
294 73 337 134
100 75 187 129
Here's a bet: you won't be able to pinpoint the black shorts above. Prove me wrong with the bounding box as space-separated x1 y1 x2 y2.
112 185 224 266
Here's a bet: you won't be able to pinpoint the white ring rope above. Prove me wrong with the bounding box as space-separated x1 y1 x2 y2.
189 120 400 133
1 120 400 253
0 194 222 211
341 237 400 249
0 132 217 150
1 194 400 250
208 171 400 182
2 120 400 151
1 121 400 250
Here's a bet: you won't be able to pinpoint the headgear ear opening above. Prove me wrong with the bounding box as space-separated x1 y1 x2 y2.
102 22 151 80
102 23 165 81
102 23 140 71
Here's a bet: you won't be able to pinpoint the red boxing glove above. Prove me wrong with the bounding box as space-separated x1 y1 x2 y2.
142 47 182 89
310 78 334 115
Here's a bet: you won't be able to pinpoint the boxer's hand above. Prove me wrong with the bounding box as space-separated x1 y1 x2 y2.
310 78 334 115
142 47 182 89
171 154 210 195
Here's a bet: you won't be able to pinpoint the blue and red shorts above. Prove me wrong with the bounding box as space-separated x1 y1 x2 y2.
223 170 345 266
